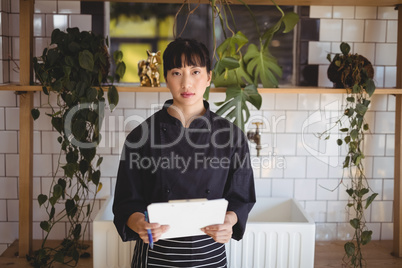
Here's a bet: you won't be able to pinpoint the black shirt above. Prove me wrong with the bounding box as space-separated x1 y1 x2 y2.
113 100 256 242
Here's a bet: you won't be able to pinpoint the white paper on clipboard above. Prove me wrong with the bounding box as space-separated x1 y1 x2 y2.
147 198 228 239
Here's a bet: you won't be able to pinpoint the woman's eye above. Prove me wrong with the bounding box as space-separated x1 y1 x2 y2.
193 70 200 75
172 71 180 76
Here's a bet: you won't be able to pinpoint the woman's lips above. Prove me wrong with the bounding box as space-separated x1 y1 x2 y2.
181 92 195 98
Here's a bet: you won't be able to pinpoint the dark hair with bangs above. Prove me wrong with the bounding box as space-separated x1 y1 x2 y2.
163 38 211 78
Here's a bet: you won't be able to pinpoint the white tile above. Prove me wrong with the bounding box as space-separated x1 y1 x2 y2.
34 37 51 58
33 177 42 199
46 15 68 37
0 131 18 153
112 92 134 109
374 112 395 134
273 134 297 155
274 94 298 110
10 0 18 13
271 178 294 197
33 108 53 131
260 161 284 178
0 177 18 198
41 131 61 154
315 223 337 241
361 156 374 179
297 133 319 156
306 156 329 178
342 19 364 42
353 43 375 65
0 222 18 243
378 7 398 20
368 179 383 201
333 6 355 19
355 6 377 19
9 60 19 83
318 65 333 87
208 92 226 112
320 94 344 110
308 42 331 65
33 154 53 177
1 36 9 61
283 156 306 178
99 155 119 177
7 199 18 221
338 178 352 200
366 223 381 240
259 93 275 110
9 14 19 37
11 37 19 60
365 20 387 43
46 222 67 240
0 108 4 130
69 15 92 31
310 6 332 18
58 1 81 14
387 20 398 43
159 92 172 105
327 201 349 222
371 201 393 222
386 134 394 156
384 66 397 88
262 111 286 133
5 154 18 176
337 223 355 240
0 0 10 12
294 179 316 200
383 179 394 200
373 66 384 88
135 92 159 109
375 43 397 65
35 0 57 14
2 59 9 83
33 222 43 240
34 14 46 37
387 95 395 112
297 94 320 110
0 154 4 177
373 157 394 179
0 200 6 221
320 19 342 42
369 94 388 111
381 223 393 240
305 201 327 222
1 12 9 36
254 178 271 197
285 111 309 133
316 179 339 200
5 107 19 130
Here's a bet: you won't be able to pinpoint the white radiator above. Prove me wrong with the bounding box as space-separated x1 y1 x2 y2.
93 197 315 268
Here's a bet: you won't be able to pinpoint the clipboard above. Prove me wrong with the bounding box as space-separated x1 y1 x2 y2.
147 198 228 239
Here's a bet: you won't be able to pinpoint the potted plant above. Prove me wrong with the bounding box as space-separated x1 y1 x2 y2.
322 42 377 268
28 27 125 268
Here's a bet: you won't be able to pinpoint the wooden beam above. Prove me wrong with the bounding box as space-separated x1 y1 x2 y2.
394 4 402 258
18 0 34 257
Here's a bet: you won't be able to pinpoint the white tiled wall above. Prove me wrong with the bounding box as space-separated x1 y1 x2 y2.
0 2 398 256
309 6 398 88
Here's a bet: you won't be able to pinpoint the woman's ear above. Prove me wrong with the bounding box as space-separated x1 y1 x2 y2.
207 71 212 86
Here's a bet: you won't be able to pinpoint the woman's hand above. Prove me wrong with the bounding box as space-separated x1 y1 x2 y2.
202 211 238 243
126 212 170 243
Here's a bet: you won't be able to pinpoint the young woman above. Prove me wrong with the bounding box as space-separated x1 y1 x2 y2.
113 38 255 268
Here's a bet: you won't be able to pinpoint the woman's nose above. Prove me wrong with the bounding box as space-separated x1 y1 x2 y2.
181 73 192 89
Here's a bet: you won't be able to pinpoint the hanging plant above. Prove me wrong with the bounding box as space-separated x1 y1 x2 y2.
321 42 377 268
206 0 299 131
27 27 125 268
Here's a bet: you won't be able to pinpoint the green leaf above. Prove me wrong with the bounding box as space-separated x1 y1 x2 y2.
344 242 355 257
62 163 78 178
42 86 49 95
361 230 372 245
365 79 376 97
72 119 86 140
363 123 369 131
357 188 369 197
337 139 343 146
215 84 261 131
40 221 50 232
96 156 103 167
344 136 351 144
53 184 63 199
282 12 299 33
215 57 240 75
49 206 55 221
340 128 349 132
343 156 350 168
79 50 94 71
79 160 89 176
244 43 282 88
86 87 98 102
108 85 119 111
38 194 48 206
31 108 40 120
115 62 126 81
355 103 368 116
66 199 77 217
113 50 123 62
51 117 63 133
352 83 361 93
54 251 65 263
350 129 359 140
350 218 360 229
346 188 354 197
81 147 96 162
216 31 248 58
365 193 378 209
92 170 101 185
73 224 82 239
340 42 351 56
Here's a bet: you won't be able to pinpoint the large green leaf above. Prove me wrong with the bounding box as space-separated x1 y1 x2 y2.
79 50 94 71
213 59 252 88
244 44 282 88
282 12 299 33
215 84 261 131
216 31 248 58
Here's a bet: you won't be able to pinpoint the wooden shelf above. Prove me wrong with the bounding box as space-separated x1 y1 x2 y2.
1 84 401 94
62 0 402 7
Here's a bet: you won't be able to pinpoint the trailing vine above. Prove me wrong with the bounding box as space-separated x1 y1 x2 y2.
28 27 125 267
323 42 378 267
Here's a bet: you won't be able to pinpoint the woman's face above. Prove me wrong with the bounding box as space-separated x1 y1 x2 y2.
165 58 211 109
